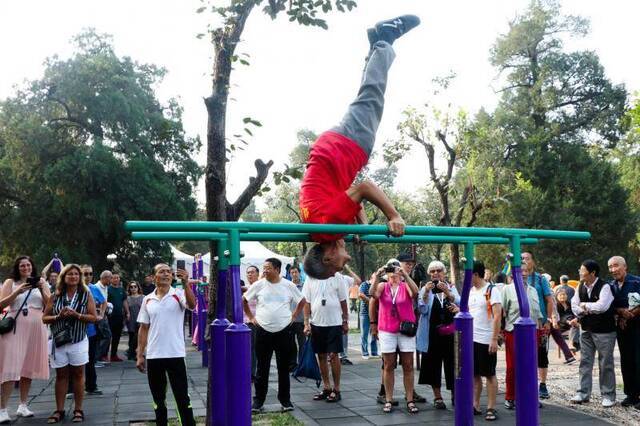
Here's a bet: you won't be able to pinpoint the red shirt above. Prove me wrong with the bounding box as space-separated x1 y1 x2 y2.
299 131 368 242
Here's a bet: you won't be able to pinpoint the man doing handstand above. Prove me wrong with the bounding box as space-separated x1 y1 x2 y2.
301 15 421 279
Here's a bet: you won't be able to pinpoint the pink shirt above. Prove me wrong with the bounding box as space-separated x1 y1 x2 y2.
378 282 416 333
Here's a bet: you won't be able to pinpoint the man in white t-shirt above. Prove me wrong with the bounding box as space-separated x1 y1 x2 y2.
243 258 304 414
302 270 349 403
468 260 502 421
136 264 196 426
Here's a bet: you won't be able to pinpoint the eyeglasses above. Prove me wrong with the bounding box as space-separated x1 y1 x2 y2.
429 269 443 273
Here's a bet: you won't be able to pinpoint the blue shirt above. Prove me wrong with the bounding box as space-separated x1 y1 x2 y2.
612 274 640 310
358 281 372 318
87 284 106 337
528 272 552 322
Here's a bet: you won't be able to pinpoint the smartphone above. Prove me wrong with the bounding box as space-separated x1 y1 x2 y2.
26 276 40 288
177 260 186 270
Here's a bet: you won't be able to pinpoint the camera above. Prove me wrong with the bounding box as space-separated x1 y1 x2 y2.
432 279 443 293
26 277 40 288
384 265 398 273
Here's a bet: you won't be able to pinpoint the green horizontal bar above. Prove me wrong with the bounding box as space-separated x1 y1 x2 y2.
125 221 590 241
131 231 538 245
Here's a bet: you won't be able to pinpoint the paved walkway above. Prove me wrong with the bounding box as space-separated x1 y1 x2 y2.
3 330 612 425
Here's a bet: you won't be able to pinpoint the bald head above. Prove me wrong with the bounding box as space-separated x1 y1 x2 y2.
607 256 627 283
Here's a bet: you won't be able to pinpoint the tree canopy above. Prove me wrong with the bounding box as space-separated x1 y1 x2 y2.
0 30 201 276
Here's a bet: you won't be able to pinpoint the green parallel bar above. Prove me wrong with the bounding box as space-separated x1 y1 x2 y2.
131 231 539 245
217 239 228 270
229 230 241 266
125 221 590 240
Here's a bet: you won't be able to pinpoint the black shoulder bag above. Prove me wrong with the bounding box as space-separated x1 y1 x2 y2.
0 289 34 335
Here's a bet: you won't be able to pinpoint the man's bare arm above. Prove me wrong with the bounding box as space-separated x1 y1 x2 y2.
347 181 404 236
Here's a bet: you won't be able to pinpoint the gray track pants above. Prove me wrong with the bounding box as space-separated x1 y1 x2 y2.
576 330 616 400
331 41 396 156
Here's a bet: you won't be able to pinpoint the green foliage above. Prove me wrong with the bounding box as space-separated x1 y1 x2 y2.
0 29 202 278
475 0 633 277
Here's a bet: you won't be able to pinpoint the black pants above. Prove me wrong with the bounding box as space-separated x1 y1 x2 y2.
419 331 455 391
85 335 98 391
254 325 293 405
618 324 640 399
289 322 305 369
109 316 124 358
147 357 196 426
127 330 138 360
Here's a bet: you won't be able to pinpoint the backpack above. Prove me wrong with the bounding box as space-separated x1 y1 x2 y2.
484 284 506 331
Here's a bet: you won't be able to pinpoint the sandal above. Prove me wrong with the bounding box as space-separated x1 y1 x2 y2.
473 407 482 415
47 410 65 424
326 389 341 402
485 408 498 421
434 398 447 410
72 410 85 423
383 401 393 413
407 400 419 414
313 388 332 400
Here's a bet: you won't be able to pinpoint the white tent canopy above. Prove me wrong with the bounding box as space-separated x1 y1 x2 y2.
171 242 294 281
202 241 295 281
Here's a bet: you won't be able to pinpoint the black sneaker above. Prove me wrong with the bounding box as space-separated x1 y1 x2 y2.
621 396 639 407
413 391 427 403
564 357 577 365
251 401 264 414
86 389 103 396
281 401 294 412
376 394 399 406
539 383 549 399
340 358 353 365
373 15 421 45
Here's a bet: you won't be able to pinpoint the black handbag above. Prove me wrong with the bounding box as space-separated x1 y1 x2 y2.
399 320 417 337
53 325 72 347
0 289 33 335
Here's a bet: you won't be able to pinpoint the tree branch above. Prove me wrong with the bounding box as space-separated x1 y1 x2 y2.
226 158 274 220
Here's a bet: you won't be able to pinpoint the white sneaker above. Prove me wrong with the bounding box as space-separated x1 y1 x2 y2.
570 394 588 404
362 355 369 360
16 404 34 418
0 408 11 424
602 398 615 408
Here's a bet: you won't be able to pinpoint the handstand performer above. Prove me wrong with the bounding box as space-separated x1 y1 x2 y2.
301 15 421 279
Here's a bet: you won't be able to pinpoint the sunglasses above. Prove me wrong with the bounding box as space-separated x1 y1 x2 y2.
130 285 138 288
429 269 444 273
83 272 93 276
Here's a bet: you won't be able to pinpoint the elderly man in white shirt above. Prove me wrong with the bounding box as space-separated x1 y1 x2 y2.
569 259 616 407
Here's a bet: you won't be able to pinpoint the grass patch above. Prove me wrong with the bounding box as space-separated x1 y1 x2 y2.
253 412 304 425
142 413 302 426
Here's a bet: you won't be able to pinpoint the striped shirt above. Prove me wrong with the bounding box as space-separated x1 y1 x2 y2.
51 289 89 344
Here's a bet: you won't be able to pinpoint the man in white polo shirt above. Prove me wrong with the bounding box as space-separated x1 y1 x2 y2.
244 258 304 413
136 264 196 426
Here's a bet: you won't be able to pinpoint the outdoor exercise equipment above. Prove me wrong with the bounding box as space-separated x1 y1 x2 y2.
125 221 590 426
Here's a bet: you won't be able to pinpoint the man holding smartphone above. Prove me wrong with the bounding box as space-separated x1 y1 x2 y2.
137 264 196 426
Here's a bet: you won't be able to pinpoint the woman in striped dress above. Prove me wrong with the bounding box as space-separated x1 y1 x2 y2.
43 264 97 424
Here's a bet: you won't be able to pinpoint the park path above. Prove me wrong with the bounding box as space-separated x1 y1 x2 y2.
2 326 619 425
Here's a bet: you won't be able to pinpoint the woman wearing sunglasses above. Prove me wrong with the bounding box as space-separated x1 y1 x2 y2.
126 282 144 360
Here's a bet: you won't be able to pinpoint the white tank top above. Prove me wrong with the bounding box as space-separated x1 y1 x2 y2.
8 280 44 312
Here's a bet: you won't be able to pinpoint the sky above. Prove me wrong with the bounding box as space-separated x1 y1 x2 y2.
1 0 638 208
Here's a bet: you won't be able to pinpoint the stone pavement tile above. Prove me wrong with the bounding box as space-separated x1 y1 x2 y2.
316 417 373 425
348 404 385 416
304 407 359 420
364 412 424 425
338 397 377 409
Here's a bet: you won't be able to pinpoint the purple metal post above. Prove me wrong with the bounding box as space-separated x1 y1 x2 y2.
198 259 204 279
197 288 208 367
191 282 197 337
512 265 538 426
209 265 229 426
454 260 474 426
225 262 251 426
